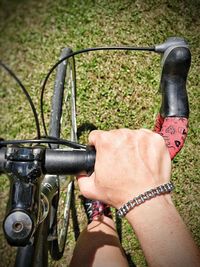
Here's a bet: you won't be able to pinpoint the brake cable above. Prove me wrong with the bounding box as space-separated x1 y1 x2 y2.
40 45 156 136
0 60 41 139
0 45 156 148
0 137 86 149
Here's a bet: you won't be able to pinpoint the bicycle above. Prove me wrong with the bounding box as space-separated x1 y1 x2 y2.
0 37 191 266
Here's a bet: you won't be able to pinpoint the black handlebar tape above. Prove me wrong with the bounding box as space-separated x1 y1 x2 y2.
160 46 191 118
44 146 96 175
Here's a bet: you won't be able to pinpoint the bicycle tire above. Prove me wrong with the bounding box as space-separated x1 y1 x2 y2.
48 47 77 260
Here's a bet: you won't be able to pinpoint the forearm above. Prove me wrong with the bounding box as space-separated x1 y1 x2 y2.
126 195 200 267
70 216 129 267
78 129 200 266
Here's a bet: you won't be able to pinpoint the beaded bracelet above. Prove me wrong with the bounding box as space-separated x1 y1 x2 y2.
117 182 174 218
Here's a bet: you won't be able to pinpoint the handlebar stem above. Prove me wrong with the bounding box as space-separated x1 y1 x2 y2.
3 147 45 246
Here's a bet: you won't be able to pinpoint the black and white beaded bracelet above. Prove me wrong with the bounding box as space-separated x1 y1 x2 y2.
117 182 175 218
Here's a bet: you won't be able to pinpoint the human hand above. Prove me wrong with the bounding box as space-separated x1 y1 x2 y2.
78 129 171 209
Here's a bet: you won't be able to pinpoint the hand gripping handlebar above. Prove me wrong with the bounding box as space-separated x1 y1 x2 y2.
0 37 191 247
0 38 191 172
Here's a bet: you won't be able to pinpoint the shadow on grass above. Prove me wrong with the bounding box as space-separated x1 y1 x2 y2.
77 122 97 140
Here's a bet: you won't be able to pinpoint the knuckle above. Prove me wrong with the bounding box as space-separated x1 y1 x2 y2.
80 187 92 199
118 128 135 140
88 130 98 140
153 132 165 145
89 130 104 144
135 128 151 141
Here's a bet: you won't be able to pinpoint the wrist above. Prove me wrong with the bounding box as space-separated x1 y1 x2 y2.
125 193 174 225
117 182 174 218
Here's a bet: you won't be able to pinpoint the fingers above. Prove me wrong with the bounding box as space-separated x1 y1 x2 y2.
89 128 137 147
90 115 189 161
88 130 100 145
88 130 106 146
79 128 173 207
77 173 98 200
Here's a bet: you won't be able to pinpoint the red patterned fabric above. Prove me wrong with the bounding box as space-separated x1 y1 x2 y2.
154 114 189 160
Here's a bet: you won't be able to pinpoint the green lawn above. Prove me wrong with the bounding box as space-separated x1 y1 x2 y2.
0 0 199 266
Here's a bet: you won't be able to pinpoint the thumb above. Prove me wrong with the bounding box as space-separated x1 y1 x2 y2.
77 173 98 200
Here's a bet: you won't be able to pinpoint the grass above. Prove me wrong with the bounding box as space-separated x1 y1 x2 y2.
0 0 200 266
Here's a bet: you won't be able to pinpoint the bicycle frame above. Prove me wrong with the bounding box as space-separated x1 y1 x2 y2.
0 37 191 266
2 145 93 266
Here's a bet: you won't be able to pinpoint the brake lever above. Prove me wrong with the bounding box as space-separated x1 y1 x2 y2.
153 37 191 159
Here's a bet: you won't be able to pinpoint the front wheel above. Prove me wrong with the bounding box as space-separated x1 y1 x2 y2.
48 47 77 260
